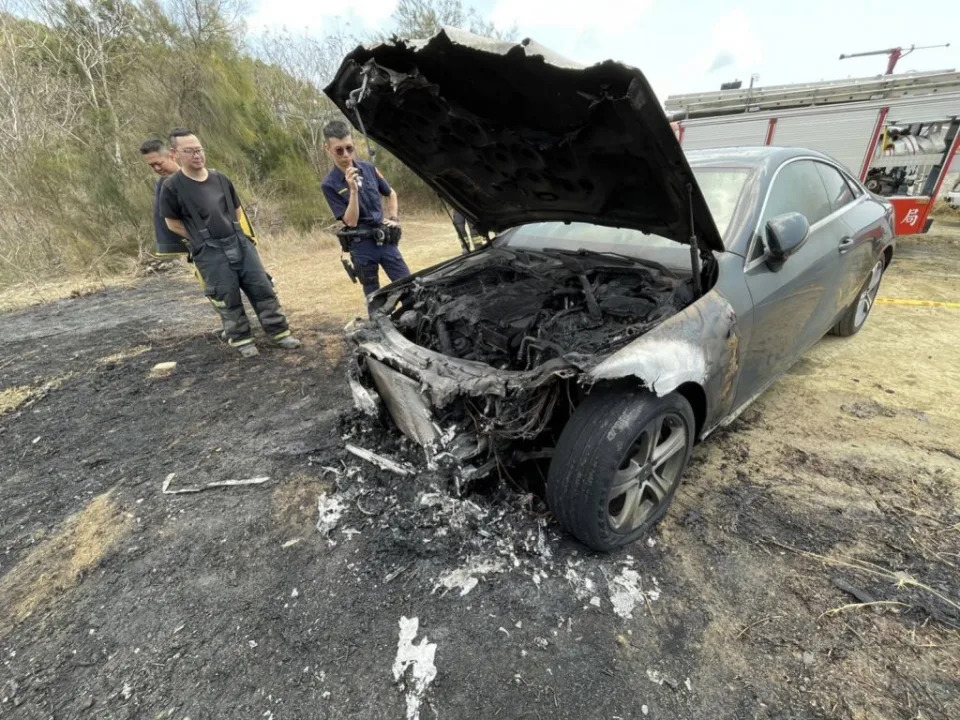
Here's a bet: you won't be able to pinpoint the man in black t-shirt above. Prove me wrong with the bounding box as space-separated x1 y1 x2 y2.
139 138 187 256
159 128 300 358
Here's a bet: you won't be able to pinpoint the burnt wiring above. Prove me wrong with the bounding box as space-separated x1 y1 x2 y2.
374 249 696 479
393 249 693 373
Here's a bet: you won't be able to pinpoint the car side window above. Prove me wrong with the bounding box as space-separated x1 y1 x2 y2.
814 162 856 212
749 160 831 261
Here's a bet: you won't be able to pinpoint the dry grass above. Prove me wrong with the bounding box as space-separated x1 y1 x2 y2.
256 213 463 327
97 344 152 366
0 385 35 415
931 200 960 220
0 213 462 322
0 270 138 314
271 472 336 536
0 374 74 416
0 491 132 637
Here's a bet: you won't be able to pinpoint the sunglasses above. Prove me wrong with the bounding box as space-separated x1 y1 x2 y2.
334 145 355 156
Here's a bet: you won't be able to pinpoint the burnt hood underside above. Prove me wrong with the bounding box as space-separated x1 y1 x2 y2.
324 28 724 252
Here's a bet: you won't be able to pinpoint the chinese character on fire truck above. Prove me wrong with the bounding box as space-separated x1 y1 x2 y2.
904 208 920 226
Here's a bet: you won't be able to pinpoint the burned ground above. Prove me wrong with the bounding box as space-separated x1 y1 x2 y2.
1 225 959 719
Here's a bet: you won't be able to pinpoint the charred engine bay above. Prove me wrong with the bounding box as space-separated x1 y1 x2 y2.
391 248 694 372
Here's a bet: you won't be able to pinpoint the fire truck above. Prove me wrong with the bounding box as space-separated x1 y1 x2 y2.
666 70 960 235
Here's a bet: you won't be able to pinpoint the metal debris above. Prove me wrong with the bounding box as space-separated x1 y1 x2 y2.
345 443 414 476
646 668 681 690
418 491 485 529
383 564 411 584
161 473 270 495
392 617 437 720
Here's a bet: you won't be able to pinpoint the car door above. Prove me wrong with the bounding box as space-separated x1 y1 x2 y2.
736 159 845 404
812 162 878 318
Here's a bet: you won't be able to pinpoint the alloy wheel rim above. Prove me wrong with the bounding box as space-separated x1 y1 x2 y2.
607 412 687 533
855 260 884 328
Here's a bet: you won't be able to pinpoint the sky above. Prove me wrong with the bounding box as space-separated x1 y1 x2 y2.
247 0 959 102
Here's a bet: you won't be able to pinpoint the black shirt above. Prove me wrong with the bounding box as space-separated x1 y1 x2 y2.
154 179 187 252
159 170 242 241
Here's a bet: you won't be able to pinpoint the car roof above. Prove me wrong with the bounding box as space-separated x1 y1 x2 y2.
685 146 844 172
684 146 865 257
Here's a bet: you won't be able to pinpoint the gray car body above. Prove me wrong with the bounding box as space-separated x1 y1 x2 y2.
354 145 895 449
586 146 895 439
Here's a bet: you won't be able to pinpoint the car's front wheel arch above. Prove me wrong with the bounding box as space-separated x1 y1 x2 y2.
585 379 707 441
675 381 707 440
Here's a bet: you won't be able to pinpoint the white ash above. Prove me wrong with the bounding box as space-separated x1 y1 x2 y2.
608 568 659 620
393 617 437 720
435 557 507 597
316 495 345 543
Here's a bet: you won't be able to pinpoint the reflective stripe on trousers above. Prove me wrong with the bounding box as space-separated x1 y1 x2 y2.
191 233 290 343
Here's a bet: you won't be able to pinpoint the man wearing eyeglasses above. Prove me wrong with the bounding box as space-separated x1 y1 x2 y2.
159 128 301 358
320 120 410 300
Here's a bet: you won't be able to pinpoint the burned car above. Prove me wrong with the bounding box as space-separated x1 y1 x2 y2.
325 29 896 551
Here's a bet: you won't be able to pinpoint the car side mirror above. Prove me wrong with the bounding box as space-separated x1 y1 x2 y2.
764 212 810 271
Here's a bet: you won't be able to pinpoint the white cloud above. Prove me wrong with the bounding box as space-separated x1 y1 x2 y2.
490 0 653 38
685 9 762 78
248 0 397 33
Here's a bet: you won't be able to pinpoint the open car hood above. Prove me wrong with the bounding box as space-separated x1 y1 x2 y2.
324 28 724 252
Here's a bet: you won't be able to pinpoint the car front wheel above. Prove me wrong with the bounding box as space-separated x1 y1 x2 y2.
547 388 695 551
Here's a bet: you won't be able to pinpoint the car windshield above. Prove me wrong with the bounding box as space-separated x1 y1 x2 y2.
502 167 749 251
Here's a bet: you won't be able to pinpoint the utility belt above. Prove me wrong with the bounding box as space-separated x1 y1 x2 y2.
337 223 402 285
336 223 401 252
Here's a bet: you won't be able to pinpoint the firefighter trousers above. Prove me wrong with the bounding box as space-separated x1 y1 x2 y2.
191 232 290 346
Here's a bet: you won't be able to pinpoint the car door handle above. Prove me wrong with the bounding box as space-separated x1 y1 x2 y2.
838 237 855 253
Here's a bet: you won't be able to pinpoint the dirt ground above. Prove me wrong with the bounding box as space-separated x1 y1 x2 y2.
1 219 958 720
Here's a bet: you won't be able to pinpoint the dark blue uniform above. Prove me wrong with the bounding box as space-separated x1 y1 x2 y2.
321 160 410 297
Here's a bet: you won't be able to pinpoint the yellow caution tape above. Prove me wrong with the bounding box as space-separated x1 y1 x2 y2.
876 297 960 309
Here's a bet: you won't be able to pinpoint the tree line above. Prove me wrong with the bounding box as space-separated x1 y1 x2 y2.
0 0 513 285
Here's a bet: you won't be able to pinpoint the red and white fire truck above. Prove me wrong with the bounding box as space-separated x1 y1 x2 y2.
666 70 960 236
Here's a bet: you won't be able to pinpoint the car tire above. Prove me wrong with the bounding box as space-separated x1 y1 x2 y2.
833 257 885 337
546 388 695 552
